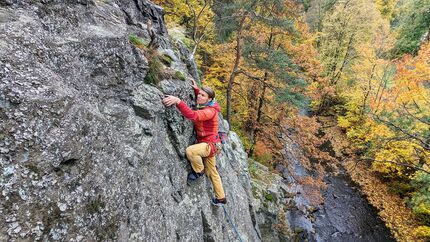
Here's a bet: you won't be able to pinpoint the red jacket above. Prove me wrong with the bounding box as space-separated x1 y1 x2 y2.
176 88 221 144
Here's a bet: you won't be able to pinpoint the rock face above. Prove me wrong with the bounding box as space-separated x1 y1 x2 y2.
0 1 260 241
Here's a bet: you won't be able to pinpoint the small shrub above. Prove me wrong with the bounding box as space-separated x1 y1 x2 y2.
248 162 257 176
255 152 273 167
144 58 164 85
175 71 186 81
265 192 274 201
129 34 148 49
181 37 194 49
160 54 174 67
387 180 413 197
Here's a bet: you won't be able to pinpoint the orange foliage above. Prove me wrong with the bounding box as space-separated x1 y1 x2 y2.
297 175 328 206
287 115 337 170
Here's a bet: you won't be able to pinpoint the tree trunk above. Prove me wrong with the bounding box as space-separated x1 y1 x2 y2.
249 84 267 156
226 16 246 124
362 63 376 115
248 29 273 156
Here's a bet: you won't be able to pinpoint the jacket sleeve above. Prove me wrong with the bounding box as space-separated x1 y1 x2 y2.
176 101 217 121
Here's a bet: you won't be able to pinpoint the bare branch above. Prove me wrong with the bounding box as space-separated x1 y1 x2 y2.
359 157 430 174
372 114 430 151
400 102 430 125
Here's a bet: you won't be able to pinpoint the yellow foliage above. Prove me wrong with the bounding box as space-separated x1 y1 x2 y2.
368 122 395 140
414 226 430 238
373 141 422 176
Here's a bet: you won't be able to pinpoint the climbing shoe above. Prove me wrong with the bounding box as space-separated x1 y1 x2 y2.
187 170 203 184
211 197 227 206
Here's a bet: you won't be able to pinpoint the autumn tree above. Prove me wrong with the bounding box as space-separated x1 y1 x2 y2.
375 0 399 20
390 0 430 58
212 0 314 158
304 0 338 33
312 0 381 113
153 0 217 76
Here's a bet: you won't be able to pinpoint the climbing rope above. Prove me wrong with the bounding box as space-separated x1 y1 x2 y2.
221 204 244 242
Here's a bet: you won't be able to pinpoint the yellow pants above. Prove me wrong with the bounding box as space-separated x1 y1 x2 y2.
186 143 225 199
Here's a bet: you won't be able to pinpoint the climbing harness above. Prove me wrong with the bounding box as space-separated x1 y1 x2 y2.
221 204 244 242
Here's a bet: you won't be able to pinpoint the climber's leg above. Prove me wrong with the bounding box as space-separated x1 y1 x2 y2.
186 143 211 182
204 155 225 200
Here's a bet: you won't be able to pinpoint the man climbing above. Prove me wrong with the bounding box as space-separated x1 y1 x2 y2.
162 80 227 205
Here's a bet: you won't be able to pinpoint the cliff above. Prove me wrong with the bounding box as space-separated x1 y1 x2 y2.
0 1 260 241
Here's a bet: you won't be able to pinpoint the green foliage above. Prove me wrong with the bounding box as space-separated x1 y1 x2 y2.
305 0 339 31
302 0 311 11
388 180 413 197
375 0 398 20
243 36 297 72
181 37 195 50
391 0 430 57
175 71 186 81
129 34 148 47
144 57 164 85
160 54 174 67
411 172 430 224
265 192 274 201
255 152 273 166
233 125 252 152
248 161 258 176
241 32 309 108
275 88 309 108
213 2 246 41
317 0 379 86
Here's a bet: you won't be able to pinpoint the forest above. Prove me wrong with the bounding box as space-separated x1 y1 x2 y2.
151 0 430 241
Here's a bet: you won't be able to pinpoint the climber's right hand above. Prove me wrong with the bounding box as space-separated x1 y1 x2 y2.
162 95 181 107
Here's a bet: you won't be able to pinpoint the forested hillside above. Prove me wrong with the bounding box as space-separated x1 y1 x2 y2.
153 0 430 241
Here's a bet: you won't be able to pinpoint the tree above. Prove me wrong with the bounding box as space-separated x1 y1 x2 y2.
214 0 310 157
309 0 383 113
153 0 217 76
375 0 399 20
391 0 430 57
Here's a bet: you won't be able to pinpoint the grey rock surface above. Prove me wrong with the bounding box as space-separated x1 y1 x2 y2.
0 1 260 241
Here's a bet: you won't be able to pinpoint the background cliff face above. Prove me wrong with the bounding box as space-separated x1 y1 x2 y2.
0 1 260 241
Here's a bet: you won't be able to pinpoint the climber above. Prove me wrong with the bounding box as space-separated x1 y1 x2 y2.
162 80 227 206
